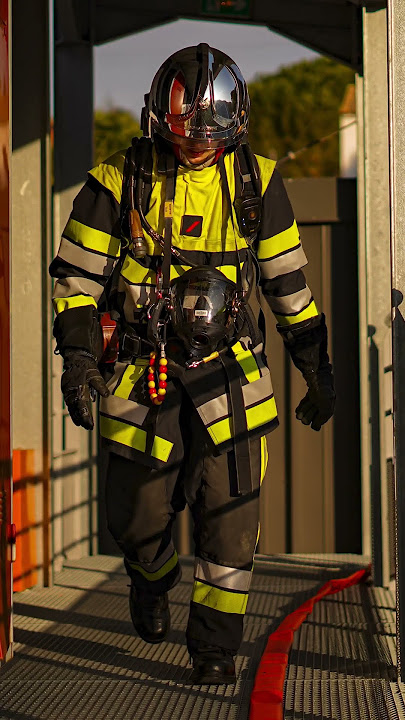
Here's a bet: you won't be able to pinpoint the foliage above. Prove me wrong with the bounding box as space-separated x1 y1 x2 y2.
248 57 355 177
93 58 354 176
94 108 141 165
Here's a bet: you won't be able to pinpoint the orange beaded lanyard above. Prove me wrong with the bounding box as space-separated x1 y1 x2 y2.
147 342 168 406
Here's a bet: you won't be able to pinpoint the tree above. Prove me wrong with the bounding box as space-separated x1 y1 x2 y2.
248 57 355 177
94 108 141 166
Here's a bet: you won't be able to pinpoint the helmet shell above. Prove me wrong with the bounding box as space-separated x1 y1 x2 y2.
142 43 250 150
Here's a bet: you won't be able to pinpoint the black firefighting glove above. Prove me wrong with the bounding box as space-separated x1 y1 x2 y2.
278 314 336 432
295 370 335 431
61 350 110 430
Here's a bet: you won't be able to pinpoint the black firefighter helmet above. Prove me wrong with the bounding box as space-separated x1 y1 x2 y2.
170 266 239 358
142 43 250 151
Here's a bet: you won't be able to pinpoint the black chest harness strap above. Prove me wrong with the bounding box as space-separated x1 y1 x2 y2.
161 150 176 295
218 152 255 496
220 353 253 496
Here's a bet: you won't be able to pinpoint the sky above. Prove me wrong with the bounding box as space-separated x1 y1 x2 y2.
94 19 319 119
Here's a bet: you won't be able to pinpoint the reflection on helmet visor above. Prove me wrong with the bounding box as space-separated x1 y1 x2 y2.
165 65 238 131
212 66 238 127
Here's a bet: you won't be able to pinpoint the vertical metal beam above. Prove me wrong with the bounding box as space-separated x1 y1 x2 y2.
53 0 97 566
355 72 372 561
361 7 392 587
54 0 93 192
387 0 405 680
11 0 51 587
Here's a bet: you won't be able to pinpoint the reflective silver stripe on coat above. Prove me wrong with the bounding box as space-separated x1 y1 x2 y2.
52 276 105 304
122 292 140 323
198 372 273 427
258 245 308 279
57 237 117 276
251 343 267 373
243 371 273 407
120 276 157 306
265 285 312 315
99 394 149 427
194 557 252 592
199 392 230 427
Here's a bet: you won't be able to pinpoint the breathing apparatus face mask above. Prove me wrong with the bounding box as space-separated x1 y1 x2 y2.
170 267 238 358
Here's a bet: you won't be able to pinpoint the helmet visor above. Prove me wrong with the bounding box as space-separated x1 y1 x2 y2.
211 65 239 128
165 65 239 134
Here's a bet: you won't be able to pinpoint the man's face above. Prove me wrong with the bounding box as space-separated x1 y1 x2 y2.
181 146 216 166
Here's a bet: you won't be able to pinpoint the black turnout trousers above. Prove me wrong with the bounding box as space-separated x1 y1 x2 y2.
105 380 267 656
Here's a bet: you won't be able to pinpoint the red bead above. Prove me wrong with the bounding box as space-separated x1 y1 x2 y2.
159 366 166 374
149 356 156 365
147 374 155 382
159 381 167 388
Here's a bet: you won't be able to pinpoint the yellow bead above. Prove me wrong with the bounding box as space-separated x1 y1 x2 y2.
148 366 154 374
159 373 167 382
148 381 155 389
153 399 162 405
158 388 166 396
159 357 168 366
150 392 158 400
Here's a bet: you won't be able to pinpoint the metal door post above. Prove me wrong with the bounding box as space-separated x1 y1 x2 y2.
387 0 405 679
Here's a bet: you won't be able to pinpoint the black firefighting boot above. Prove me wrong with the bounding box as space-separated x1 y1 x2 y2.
189 646 236 685
129 583 170 644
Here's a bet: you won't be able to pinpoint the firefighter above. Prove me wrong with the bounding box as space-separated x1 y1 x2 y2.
50 44 335 685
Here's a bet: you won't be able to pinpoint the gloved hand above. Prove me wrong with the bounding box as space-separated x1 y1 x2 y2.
61 350 110 430
296 372 336 431
277 314 336 432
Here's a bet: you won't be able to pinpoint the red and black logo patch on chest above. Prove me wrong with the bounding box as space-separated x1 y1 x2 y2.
181 215 203 237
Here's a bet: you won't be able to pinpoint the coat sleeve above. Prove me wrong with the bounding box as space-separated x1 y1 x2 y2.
257 168 333 382
49 154 124 356
257 168 319 330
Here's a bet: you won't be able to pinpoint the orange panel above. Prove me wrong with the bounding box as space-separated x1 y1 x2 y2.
12 450 38 592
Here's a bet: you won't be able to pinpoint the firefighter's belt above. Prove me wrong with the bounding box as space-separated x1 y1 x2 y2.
119 331 154 361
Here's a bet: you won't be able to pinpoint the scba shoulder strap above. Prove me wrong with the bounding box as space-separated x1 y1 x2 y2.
120 136 153 238
98 137 151 315
234 142 262 242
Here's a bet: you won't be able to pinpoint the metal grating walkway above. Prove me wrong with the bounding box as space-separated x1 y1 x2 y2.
0 554 404 719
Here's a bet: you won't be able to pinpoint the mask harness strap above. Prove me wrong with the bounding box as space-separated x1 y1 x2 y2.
218 153 253 496
135 137 197 268
161 150 176 296
146 147 177 346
